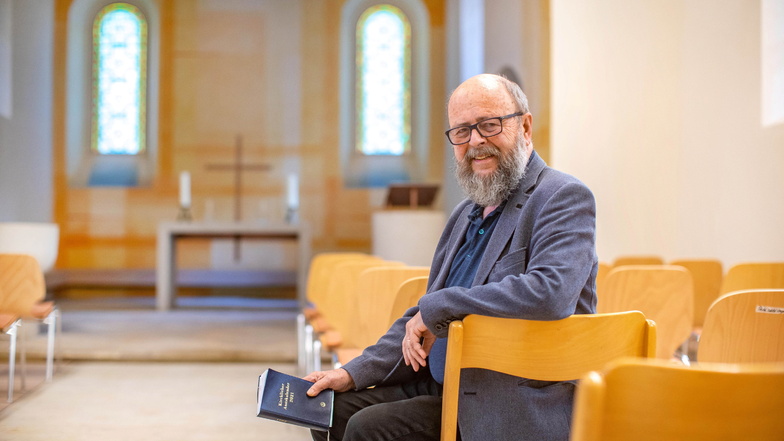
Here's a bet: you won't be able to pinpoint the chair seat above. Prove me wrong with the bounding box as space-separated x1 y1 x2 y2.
29 301 55 319
0 313 19 329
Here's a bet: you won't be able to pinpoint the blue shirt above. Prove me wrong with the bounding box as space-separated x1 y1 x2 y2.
429 202 505 383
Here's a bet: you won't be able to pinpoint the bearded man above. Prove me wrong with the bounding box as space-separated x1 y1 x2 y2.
305 73 598 441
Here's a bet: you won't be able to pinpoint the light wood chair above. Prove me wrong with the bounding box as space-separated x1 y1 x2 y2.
611 255 664 267
333 266 429 366
298 252 376 373
0 222 61 382
698 289 784 363
441 312 656 441
387 275 429 327
0 254 56 401
669 258 723 331
669 258 723 359
599 265 693 360
596 262 611 297
719 262 784 295
314 260 405 367
570 358 784 441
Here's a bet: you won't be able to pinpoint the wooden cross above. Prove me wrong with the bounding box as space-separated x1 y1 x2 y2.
205 135 271 259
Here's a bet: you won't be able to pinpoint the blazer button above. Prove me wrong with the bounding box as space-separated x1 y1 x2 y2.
435 324 444 331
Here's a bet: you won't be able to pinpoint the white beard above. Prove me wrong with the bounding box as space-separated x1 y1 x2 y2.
454 136 530 207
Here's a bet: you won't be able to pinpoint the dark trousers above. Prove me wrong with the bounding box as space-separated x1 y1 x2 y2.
311 375 449 441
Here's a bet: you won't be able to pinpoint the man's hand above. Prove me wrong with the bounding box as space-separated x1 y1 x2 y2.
304 368 355 397
403 311 436 372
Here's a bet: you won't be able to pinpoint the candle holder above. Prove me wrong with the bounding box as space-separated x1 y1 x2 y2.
285 206 299 225
177 205 193 222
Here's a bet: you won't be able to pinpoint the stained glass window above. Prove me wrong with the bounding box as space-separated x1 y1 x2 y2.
92 3 147 155
356 5 411 156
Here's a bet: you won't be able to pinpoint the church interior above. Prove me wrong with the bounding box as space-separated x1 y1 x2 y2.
0 0 783 439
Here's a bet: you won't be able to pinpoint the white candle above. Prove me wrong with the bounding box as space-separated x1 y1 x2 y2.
179 171 191 208
287 174 299 209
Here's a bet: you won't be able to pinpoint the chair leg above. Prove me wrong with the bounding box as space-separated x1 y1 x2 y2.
304 324 315 374
44 308 57 381
5 320 20 403
18 321 27 392
313 339 322 372
297 314 307 376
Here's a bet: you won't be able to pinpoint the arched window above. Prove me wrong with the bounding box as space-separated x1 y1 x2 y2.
340 0 429 187
92 3 147 155
356 5 411 156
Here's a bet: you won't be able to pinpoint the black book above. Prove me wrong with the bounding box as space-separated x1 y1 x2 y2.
256 368 334 432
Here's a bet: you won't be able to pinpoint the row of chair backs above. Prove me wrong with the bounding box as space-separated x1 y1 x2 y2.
440 311 656 441
571 358 784 441
597 265 692 359
351 266 430 349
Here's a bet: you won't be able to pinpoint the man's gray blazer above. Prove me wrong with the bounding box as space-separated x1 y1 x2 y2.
342 151 598 441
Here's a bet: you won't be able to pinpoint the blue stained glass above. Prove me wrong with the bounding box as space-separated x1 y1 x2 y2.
92 4 147 155
357 5 411 156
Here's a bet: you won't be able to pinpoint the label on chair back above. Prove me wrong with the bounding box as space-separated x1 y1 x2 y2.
756 305 784 314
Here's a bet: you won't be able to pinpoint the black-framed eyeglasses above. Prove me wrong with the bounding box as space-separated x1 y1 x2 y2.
444 112 524 146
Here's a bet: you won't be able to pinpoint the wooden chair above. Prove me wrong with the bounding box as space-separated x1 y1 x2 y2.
570 358 784 441
312 260 405 369
698 289 784 363
0 222 61 381
298 252 375 373
599 265 693 360
387 275 429 327
0 254 54 401
669 258 723 359
596 262 611 297
333 266 429 366
611 255 663 267
441 312 656 441
719 262 784 295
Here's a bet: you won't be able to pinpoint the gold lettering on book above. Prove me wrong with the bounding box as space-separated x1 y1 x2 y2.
276 382 295 410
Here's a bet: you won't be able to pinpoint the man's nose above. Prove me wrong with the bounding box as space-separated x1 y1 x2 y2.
468 127 487 145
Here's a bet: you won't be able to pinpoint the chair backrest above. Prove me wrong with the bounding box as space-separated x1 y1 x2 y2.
441 312 656 441
570 358 784 441
611 255 663 267
317 259 405 346
719 262 784 295
0 222 60 272
352 266 430 349
669 258 723 328
599 265 693 359
596 262 611 297
698 289 784 363
0 253 46 314
305 252 375 307
388 275 429 327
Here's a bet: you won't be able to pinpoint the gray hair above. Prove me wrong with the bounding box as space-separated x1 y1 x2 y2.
498 75 530 115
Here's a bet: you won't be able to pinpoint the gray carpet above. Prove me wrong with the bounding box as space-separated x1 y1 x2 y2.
6 296 300 363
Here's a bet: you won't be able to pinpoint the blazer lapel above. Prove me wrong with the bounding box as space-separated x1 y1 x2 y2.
472 152 547 286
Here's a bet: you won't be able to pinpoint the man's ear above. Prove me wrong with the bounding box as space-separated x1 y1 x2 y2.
522 113 534 142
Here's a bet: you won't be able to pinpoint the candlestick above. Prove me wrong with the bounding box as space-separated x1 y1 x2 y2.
287 173 299 209
180 171 191 208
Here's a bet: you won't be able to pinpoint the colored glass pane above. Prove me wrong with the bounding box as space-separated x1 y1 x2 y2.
356 5 411 156
92 3 147 155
